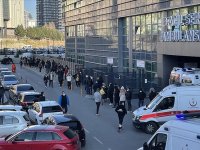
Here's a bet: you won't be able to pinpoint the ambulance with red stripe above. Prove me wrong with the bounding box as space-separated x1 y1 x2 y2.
132 84 200 134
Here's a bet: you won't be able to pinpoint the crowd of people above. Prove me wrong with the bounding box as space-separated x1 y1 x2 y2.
19 56 157 132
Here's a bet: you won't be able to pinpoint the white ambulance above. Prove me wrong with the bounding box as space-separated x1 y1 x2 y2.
138 113 200 150
132 84 200 134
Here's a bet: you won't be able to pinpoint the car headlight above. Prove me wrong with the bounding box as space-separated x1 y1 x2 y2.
136 115 142 120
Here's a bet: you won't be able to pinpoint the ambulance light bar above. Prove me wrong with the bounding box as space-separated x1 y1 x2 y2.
176 112 200 120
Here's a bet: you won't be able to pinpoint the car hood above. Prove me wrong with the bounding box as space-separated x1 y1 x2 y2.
133 106 152 116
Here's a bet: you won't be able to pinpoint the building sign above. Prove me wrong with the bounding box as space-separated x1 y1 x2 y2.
161 13 200 42
107 57 113 64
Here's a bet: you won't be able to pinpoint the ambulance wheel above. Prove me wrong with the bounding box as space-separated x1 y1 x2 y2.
145 122 158 134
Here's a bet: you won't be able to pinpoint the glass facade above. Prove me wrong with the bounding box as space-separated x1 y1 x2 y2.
63 0 200 80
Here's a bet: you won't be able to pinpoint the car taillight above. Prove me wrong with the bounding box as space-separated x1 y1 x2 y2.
39 111 43 117
21 102 27 106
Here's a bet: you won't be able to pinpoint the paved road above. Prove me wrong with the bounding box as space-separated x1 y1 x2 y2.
4 64 151 150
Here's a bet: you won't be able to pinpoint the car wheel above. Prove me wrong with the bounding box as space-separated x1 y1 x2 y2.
145 122 158 134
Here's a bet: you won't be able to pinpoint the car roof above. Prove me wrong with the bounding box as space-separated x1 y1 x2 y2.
20 91 40 95
13 84 32 87
0 110 26 115
3 75 16 77
1 71 11 73
161 119 200 133
25 125 68 132
36 101 59 107
51 114 79 123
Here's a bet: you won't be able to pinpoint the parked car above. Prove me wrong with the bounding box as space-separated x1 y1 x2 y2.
1 57 13 64
42 114 86 147
9 84 35 102
0 125 81 150
1 75 19 90
0 71 12 79
28 101 63 125
0 68 9 73
0 105 23 111
0 111 30 138
18 92 41 111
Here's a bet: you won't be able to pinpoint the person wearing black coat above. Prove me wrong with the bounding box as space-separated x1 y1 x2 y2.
108 83 114 105
149 88 157 102
0 85 5 104
57 67 64 87
125 88 132 111
138 88 146 107
115 103 127 132
113 85 120 108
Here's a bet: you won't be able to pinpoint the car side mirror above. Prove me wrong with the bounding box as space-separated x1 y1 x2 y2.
143 142 149 150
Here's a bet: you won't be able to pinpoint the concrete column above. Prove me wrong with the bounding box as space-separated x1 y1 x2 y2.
118 18 124 72
128 17 133 72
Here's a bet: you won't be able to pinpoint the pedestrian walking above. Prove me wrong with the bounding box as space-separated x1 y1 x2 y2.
64 66 69 80
43 74 49 88
67 74 72 89
125 87 132 111
108 83 114 106
119 86 126 106
75 73 81 87
115 103 127 132
38 61 43 72
57 67 64 87
20 59 23 68
94 88 102 115
113 85 120 108
0 85 5 104
149 87 157 102
49 71 54 88
138 88 146 107
93 81 99 93
58 91 70 113
11 62 16 73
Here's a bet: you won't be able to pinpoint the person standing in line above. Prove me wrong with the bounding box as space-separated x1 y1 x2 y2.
0 85 5 104
119 86 126 106
58 91 70 113
100 85 106 105
125 87 132 112
49 71 54 88
20 59 23 68
108 83 114 106
94 88 102 115
149 87 157 102
75 73 81 87
67 74 72 89
115 103 127 132
113 85 120 108
138 88 146 107
43 74 49 88
38 61 43 72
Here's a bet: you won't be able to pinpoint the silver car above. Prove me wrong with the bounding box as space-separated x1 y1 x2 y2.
1 75 19 89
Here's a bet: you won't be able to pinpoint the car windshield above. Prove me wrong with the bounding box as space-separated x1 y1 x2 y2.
1 72 11 76
4 76 16 81
58 121 81 130
24 95 40 102
43 106 63 113
18 86 34 91
147 94 163 109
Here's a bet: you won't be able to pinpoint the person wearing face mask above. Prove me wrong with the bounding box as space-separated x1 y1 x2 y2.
58 91 70 113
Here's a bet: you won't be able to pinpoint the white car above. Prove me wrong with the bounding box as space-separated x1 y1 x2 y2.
28 101 63 125
1 75 19 89
0 111 30 138
0 105 23 111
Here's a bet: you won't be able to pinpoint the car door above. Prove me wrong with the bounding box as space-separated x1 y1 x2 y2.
153 96 176 124
31 131 54 149
6 131 35 150
0 115 20 137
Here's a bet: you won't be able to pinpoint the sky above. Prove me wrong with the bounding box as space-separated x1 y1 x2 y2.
25 0 36 19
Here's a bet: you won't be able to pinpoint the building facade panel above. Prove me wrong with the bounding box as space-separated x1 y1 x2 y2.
63 0 200 87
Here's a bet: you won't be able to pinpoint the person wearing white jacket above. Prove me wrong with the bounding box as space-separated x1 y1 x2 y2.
94 88 102 115
67 74 72 89
119 86 126 106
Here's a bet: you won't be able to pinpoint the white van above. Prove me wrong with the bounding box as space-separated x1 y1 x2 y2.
138 115 200 150
132 84 200 134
